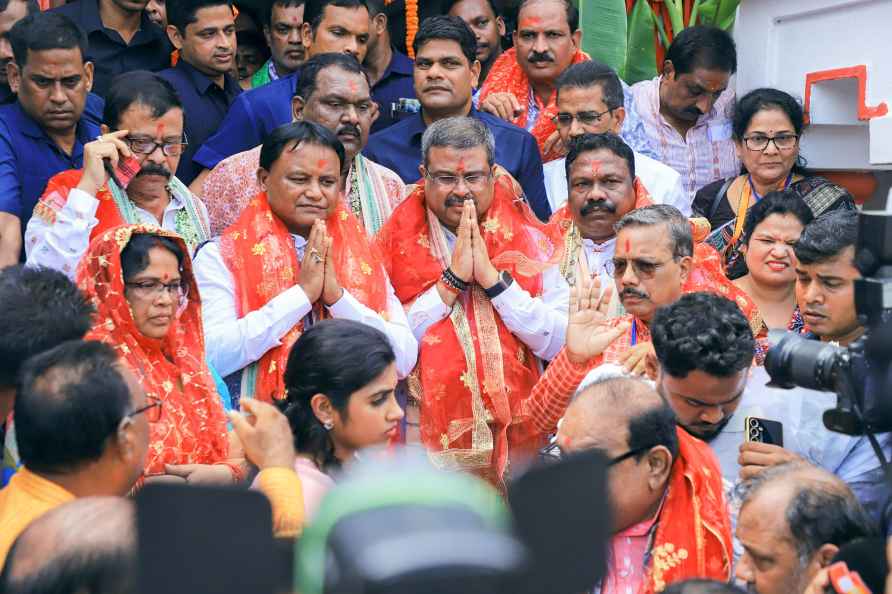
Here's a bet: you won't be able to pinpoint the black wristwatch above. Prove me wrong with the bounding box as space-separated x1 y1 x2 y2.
484 270 514 299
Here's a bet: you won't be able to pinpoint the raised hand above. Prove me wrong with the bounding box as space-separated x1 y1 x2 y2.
76 130 132 196
297 219 327 303
566 273 630 365
470 209 499 288
228 399 296 471
450 200 475 283
321 235 343 306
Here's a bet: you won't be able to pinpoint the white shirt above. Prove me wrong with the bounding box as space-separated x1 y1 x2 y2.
24 186 210 278
406 225 569 362
193 234 418 380
543 152 691 216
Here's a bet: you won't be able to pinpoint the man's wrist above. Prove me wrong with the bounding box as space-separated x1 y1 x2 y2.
484 270 513 299
323 287 344 307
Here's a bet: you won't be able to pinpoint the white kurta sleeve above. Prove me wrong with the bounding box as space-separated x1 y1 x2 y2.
25 188 100 278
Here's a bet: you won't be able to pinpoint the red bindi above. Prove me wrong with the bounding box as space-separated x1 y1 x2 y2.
317 158 328 170
155 123 165 138
347 80 358 93
161 272 170 282
456 157 466 174
625 239 630 252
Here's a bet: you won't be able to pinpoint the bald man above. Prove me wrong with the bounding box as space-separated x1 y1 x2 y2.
735 463 876 594
0 497 136 594
557 377 732 594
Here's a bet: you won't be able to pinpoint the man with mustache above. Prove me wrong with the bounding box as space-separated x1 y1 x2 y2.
25 71 211 277
629 26 740 196
159 0 241 186
377 116 569 485
363 15 551 221
198 52 405 237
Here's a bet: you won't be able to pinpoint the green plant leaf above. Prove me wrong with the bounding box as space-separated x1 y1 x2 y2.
715 0 741 27
624 0 658 84
579 0 628 76
663 0 685 37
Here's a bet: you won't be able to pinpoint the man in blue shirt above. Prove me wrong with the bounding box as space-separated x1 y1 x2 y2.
362 0 414 132
0 12 101 267
51 0 172 98
363 16 550 220
190 0 370 182
159 0 241 185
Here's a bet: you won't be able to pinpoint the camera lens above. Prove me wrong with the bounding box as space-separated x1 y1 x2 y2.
765 332 844 392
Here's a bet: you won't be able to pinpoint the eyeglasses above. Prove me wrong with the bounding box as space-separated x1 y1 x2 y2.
425 171 491 190
553 108 615 129
126 395 162 423
539 442 655 466
124 132 189 157
742 133 799 152
125 279 189 303
611 257 675 280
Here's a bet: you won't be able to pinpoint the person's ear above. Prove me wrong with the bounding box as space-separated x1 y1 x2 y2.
611 106 626 134
263 24 272 47
815 544 839 569
291 95 306 121
114 417 138 464
646 445 673 491
373 12 387 36
166 25 184 51
662 60 676 80
571 29 582 48
470 58 481 88
301 22 313 51
418 163 427 180
100 123 110 135
6 61 20 93
83 61 94 93
677 255 692 285
496 16 506 37
310 393 335 427
257 167 270 191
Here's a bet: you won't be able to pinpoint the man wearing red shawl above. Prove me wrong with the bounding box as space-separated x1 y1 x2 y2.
478 0 585 162
557 375 732 594
193 121 417 406
376 116 568 485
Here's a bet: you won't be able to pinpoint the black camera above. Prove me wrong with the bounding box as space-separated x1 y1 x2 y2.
765 210 892 437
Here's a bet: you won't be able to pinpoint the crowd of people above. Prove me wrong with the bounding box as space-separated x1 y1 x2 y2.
0 0 888 592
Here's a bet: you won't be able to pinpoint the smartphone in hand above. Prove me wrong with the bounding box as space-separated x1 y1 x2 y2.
745 416 784 447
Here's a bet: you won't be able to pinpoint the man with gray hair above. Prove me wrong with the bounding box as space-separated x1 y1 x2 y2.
735 462 876 594
376 115 568 486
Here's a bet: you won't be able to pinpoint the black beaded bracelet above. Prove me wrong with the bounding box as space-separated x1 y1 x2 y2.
442 268 469 292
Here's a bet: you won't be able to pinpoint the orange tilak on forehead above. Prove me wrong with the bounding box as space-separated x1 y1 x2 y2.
161 272 171 282
456 157 466 174
317 158 329 170
521 15 542 28
155 123 165 137
625 238 631 252
590 160 602 177
347 79 358 93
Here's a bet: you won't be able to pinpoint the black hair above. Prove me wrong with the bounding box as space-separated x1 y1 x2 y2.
365 0 385 16
662 580 748 594
8 11 87 68
412 15 477 66
518 0 578 32
103 71 183 130
120 233 186 282
0 266 93 387
237 28 271 58
787 484 877 563
263 0 305 27
14 340 133 475
444 0 500 17
260 120 346 172
555 60 624 110
628 399 679 462
0 0 38 16
303 0 368 33
167 0 233 32
793 209 859 266
733 87 807 174
832 538 889 594
652 292 755 379
665 25 736 76
293 51 368 101
282 319 396 472
565 132 635 182
741 190 814 246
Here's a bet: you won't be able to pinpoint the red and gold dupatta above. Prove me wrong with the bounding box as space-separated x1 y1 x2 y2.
219 193 388 403
76 224 229 475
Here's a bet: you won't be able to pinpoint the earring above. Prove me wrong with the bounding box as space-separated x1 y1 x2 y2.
323 421 334 431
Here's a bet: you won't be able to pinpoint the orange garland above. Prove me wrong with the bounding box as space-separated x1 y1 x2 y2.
405 0 418 58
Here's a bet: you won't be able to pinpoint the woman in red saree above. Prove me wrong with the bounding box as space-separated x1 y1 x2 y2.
77 225 240 483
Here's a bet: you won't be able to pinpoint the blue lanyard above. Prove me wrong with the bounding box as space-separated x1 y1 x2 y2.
747 172 793 202
631 318 638 346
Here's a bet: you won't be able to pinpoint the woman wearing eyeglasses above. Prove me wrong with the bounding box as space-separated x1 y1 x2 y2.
77 225 241 485
692 88 855 279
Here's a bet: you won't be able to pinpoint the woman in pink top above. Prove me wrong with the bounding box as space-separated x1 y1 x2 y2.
280 319 405 518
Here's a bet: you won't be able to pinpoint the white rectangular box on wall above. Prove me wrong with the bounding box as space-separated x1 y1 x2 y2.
734 0 892 170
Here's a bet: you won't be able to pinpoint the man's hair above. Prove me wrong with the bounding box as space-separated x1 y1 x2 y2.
652 292 755 379
365 0 385 16
665 25 736 76
555 59 624 110
518 0 578 32
15 340 133 475
263 0 305 27
260 119 346 172
615 204 693 259
8 11 87 68
167 0 233 32
0 497 136 594
0 266 93 387
0 0 38 16
421 116 495 168
413 15 477 66
283 319 395 472
741 191 814 246
565 132 635 182
794 209 859 266
236 29 270 58
444 0 500 17
303 0 368 33
736 463 876 566
293 52 368 101
103 71 183 130
662 580 748 594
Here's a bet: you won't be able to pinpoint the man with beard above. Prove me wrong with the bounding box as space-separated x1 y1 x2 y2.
198 52 405 236
446 0 504 98
25 71 211 277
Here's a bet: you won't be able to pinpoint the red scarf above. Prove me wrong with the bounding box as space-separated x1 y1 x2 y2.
219 193 388 403
479 47 589 163
376 168 559 486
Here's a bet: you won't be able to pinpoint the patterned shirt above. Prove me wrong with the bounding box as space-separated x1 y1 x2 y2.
630 76 740 197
